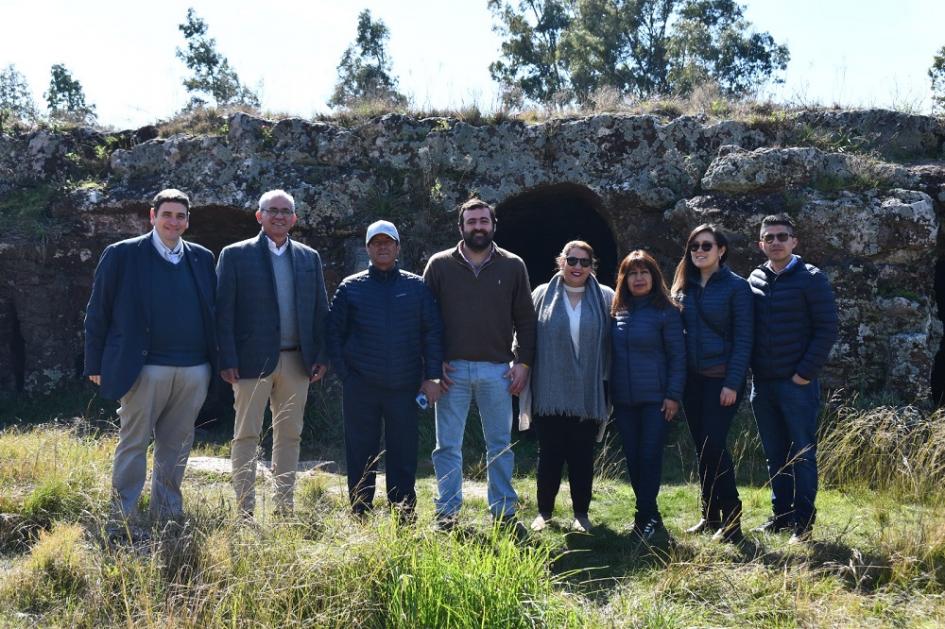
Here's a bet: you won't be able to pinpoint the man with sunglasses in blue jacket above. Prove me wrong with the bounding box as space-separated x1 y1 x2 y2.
748 214 838 544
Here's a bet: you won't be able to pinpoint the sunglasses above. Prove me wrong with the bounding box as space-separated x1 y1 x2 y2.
689 241 715 252
566 256 592 268
762 232 794 243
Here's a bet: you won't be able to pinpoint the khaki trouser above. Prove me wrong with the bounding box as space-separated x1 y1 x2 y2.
112 363 211 521
231 350 310 513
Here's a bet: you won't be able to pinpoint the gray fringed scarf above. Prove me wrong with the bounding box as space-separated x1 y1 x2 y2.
531 273 609 422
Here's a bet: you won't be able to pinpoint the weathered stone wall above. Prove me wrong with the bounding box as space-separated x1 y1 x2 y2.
1 109 943 400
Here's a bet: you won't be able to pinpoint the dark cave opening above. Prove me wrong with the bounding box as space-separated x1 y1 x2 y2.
932 257 945 406
186 205 260 424
10 304 25 392
494 184 618 290
185 204 261 258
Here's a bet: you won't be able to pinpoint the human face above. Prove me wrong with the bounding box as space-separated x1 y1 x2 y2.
256 195 298 245
150 201 189 248
559 246 592 287
689 231 724 274
367 234 399 271
626 265 653 297
759 224 797 270
460 207 494 252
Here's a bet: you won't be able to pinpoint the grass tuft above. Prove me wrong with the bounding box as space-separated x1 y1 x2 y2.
3 523 92 614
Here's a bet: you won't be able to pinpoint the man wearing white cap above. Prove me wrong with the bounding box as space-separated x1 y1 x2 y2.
326 220 444 519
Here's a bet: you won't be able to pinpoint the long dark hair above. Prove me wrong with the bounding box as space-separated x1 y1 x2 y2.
670 223 729 298
612 250 677 316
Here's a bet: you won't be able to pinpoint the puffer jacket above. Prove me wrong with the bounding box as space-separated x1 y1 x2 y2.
678 265 753 391
327 264 443 390
611 296 686 405
748 256 838 380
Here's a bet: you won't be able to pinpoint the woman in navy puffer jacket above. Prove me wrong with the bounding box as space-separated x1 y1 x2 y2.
611 250 685 542
671 224 753 544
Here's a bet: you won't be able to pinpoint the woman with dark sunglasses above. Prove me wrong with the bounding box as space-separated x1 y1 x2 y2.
520 240 613 533
610 250 686 543
671 224 753 543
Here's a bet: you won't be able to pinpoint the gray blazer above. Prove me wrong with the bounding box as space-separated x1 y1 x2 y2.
216 232 329 378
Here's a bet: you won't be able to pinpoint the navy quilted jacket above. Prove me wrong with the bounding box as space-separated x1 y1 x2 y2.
611 297 686 405
748 257 838 380
679 265 754 391
327 264 444 391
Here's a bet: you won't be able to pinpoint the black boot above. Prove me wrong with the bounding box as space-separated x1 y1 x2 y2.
712 500 744 544
686 501 721 535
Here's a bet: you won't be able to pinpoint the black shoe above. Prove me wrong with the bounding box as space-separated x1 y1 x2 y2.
634 517 671 544
751 516 793 534
394 506 417 526
433 513 458 532
494 513 529 539
712 500 744 544
789 525 813 544
685 517 721 535
712 523 744 544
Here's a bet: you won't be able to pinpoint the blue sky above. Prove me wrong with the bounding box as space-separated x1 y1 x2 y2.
1 0 942 128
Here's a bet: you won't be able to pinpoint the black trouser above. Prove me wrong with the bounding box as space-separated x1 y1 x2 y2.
683 373 743 518
535 414 598 516
342 376 418 513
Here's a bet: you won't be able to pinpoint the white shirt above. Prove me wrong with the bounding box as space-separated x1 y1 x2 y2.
151 231 183 264
267 235 290 256
563 287 584 358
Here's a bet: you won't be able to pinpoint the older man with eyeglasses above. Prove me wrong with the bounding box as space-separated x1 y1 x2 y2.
216 189 330 518
748 214 838 544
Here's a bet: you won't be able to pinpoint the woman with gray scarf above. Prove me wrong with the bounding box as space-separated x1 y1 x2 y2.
521 241 613 533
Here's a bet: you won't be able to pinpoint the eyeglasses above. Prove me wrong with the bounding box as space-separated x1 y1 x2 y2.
566 256 592 268
762 232 793 243
264 208 295 217
689 241 715 252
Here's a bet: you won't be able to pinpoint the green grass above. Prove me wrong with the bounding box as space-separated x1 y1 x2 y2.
1 400 945 626
0 183 61 237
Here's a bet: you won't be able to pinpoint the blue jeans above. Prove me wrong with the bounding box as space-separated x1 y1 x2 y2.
750 377 820 529
613 403 668 524
433 360 517 518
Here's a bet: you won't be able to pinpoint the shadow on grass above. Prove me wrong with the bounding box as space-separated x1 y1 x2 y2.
752 536 897 593
548 524 688 600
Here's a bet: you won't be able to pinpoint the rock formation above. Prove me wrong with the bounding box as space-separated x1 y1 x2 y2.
1 108 943 402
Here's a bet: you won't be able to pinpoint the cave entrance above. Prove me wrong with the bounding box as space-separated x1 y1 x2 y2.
183 205 260 425
932 257 945 406
185 205 260 258
494 184 618 290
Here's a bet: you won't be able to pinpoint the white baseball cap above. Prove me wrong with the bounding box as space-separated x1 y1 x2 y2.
365 220 400 245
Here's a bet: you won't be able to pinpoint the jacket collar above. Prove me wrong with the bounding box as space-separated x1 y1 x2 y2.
690 263 730 286
756 255 805 279
368 263 400 282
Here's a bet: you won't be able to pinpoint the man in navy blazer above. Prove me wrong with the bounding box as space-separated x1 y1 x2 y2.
84 188 216 528
216 189 330 517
